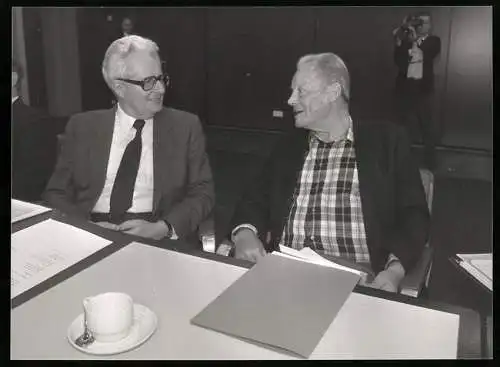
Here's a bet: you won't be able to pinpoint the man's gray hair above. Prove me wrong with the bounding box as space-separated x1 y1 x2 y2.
298 53 350 102
102 35 160 89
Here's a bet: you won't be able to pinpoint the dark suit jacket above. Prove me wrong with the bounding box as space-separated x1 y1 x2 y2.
230 120 430 274
43 106 215 241
12 99 62 202
394 35 441 93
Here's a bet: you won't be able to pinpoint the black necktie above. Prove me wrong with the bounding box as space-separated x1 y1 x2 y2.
110 119 145 221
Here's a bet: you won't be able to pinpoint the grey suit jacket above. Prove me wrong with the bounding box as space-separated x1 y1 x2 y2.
43 106 215 240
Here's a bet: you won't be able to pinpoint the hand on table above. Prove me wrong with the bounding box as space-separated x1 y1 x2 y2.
233 228 267 263
360 262 405 293
117 219 169 240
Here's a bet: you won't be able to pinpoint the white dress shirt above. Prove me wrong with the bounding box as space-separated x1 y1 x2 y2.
93 104 154 213
12 96 19 104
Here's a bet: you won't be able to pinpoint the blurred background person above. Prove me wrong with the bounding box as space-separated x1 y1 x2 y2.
393 12 441 170
121 16 135 37
11 58 66 202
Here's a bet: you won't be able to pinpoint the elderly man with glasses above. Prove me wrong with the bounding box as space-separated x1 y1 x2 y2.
44 35 214 247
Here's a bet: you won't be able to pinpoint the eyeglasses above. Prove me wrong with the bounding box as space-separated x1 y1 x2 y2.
117 74 171 92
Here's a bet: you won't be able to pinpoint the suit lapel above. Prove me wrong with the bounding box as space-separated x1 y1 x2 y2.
90 108 116 201
152 108 175 214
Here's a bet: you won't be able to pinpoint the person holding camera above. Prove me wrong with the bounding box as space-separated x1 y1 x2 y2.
393 12 441 170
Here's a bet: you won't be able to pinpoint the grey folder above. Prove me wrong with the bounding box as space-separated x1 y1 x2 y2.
191 254 361 358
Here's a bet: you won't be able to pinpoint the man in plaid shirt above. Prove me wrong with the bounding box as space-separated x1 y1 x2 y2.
218 53 430 293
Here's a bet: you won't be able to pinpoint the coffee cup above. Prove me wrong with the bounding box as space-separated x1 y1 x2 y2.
83 292 134 343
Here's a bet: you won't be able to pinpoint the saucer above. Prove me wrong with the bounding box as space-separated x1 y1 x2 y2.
67 304 157 356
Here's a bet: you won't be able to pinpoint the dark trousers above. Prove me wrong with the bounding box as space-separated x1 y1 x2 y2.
394 80 439 170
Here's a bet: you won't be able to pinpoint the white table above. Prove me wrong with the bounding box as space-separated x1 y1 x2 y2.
11 242 465 360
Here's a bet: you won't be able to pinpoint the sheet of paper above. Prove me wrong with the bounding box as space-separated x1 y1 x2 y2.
311 292 460 359
11 199 52 223
11 219 113 299
191 253 361 358
278 245 363 276
456 253 492 290
470 259 492 279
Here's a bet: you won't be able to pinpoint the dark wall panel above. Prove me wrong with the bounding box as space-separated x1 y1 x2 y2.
77 8 118 111
137 8 206 120
442 6 492 150
206 7 315 130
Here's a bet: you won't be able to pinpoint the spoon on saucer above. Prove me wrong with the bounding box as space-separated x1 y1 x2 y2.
75 311 95 347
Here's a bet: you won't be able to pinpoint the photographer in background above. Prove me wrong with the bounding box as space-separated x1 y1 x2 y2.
393 12 441 170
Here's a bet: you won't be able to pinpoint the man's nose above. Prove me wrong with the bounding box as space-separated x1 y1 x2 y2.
287 91 297 106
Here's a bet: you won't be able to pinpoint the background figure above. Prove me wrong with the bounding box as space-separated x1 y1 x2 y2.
393 12 441 170
121 16 135 37
11 58 67 202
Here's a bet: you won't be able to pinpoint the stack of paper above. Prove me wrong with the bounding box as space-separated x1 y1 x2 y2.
191 253 361 358
455 253 492 291
11 199 52 223
276 245 373 282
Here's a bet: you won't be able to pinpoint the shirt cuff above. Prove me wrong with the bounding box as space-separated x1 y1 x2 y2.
385 253 401 269
216 241 234 257
170 225 178 240
231 224 258 241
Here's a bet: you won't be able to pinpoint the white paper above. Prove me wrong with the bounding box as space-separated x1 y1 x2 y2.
11 219 113 299
11 199 52 223
311 292 460 359
277 245 363 276
470 259 492 279
456 253 492 290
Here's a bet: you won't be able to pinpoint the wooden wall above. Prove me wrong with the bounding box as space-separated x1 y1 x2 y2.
25 6 492 151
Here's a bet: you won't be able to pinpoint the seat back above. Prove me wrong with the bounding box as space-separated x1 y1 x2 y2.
419 169 434 215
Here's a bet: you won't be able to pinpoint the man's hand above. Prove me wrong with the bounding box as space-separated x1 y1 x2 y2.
362 262 405 293
117 219 169 240
94 222 119 231
233 228 267 263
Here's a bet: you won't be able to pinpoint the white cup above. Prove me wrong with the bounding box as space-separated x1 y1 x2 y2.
83 292 134 343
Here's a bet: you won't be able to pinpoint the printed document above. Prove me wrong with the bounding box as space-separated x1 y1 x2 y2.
11 219 113 299
11 199 52 223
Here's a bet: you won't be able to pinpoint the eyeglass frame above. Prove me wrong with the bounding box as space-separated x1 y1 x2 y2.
116 73 171 92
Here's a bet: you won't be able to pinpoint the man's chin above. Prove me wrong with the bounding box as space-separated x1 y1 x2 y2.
294 117 310 129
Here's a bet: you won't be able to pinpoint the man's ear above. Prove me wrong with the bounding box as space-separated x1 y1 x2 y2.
12 71 18 89
326 82 342 103
113 81 125 99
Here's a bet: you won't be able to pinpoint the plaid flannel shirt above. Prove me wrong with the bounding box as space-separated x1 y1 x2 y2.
279 122 399 268
223 122 399 269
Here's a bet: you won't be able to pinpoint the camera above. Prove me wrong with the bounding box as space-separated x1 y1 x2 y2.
404 15 424 29
396 15 423 42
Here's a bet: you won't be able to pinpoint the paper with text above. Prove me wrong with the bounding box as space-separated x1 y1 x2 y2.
11 199 52 223
11 219 113 299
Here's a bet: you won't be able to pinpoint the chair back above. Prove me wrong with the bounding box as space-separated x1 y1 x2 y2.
419 169 434 215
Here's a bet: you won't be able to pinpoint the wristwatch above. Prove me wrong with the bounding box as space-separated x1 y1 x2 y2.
162 220 173 239
216 241 235 257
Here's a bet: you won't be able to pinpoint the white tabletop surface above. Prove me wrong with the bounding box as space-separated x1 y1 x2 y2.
11 242 460 360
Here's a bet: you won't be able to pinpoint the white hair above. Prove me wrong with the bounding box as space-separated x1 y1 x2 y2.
102 35 160 89
298 53 350 101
